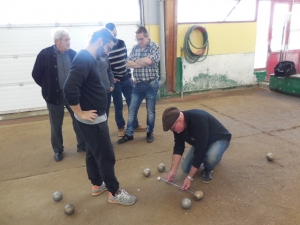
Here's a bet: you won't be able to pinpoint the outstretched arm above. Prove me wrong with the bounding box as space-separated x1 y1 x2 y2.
181 166 198 191
165 154 182 182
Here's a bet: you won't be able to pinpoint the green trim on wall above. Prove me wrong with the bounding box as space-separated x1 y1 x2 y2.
183 73 238 91
254 71 267 82
176 57 183 93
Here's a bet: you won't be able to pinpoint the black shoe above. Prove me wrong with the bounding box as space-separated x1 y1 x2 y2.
146 132 154 143
117 134 133 144
54 152 63 162
201 169 213 183
77 148 86 152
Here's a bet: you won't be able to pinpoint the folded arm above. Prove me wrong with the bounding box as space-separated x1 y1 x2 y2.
126 57 153 68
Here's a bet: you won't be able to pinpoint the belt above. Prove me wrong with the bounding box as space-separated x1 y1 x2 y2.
137 78 157 84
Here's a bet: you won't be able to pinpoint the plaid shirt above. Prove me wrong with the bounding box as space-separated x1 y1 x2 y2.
128 40 160 82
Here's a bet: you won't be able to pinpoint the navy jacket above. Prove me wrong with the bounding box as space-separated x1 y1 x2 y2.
32 45 76 104
173 109 232 169
64 50 107 117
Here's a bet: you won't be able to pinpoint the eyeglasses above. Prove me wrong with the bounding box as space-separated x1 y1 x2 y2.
135 37 145 42
170 119 180 132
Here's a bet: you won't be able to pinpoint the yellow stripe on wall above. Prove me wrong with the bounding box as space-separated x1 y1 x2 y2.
177 22 257 57
145 24 160 45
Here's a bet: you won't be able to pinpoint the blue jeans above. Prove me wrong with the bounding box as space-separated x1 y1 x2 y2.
126 79 159 136
182 140 230 173
112 79 138 129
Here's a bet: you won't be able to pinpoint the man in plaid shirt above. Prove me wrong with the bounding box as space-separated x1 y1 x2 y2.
117 26 160 144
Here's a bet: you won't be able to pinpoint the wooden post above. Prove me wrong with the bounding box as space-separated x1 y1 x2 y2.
165 0 178 92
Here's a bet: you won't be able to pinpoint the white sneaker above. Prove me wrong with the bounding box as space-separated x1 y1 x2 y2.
108 189 137 205
92 182 107 196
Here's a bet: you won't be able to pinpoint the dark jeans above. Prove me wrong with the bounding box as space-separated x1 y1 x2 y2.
112 79 138 129
77 120 119 195
46 94 85 153
106 92 112 118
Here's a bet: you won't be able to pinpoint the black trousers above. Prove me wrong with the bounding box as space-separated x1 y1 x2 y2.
106 92 112 118
77 120 119 195
46 94 86 153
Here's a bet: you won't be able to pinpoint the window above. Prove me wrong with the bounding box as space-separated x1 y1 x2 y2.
289 4 300 50
178 0 257 23
0 0 140 25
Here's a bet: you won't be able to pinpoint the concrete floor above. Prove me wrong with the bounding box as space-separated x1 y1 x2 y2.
1 87 300 225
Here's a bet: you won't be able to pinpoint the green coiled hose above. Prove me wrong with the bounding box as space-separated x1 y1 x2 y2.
183 25 209 63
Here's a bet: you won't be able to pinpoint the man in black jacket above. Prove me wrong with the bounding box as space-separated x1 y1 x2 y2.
32 29 86 162
162 107 231 191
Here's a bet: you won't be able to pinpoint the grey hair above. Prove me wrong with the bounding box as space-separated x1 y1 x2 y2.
53 29 69 43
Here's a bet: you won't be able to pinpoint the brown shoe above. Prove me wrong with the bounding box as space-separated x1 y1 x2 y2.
118 128 125 137
135 124 146 132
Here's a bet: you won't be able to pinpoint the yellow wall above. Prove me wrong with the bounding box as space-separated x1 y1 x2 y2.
177 23 257 57
145 24 160 45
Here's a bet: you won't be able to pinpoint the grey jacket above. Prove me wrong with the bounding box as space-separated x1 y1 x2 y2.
97 56 114 93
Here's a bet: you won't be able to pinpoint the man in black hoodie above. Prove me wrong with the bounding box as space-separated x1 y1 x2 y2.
64 28 136 206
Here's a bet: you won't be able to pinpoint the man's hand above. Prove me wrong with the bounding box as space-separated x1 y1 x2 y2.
77 110 98 122
114 78 120 83
166 170 176 182
166 154 182 182
181 177 192 190
110 87 114 92
70 105 98 122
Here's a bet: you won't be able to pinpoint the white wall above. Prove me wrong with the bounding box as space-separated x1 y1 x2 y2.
0 24 138 114
182 53 256 92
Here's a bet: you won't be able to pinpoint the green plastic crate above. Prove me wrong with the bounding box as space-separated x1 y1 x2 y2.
269 74 300 96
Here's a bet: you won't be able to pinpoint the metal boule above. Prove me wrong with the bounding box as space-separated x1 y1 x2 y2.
143 168 151 177
52 191 63 202
64 204 75 215
194 191 204 201
157 163 166 172
266 152 275 161
181 198 192 210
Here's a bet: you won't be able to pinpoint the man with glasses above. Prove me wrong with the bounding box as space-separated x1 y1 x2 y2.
32 29 86 162
105 23 145 137
64 28 136 205
117 26 160 144
162 107 231 191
